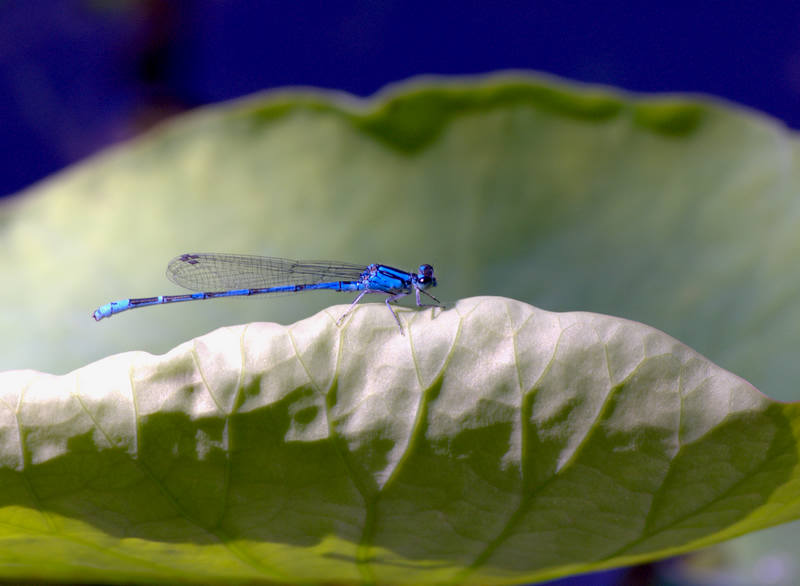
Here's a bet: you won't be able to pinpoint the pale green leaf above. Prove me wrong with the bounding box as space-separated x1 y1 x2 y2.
2 298 798 585
2 73 800 583
2 74 799 406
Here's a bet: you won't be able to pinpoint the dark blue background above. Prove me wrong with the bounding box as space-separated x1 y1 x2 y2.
1 1 799 198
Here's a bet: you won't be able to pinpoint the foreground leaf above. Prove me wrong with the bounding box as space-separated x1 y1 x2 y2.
1 297 798 585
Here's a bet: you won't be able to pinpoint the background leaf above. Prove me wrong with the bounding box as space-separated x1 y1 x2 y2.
1 74 797 404
2 298 799 585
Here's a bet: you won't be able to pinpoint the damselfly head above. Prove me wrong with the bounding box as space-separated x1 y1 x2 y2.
417 264 437 288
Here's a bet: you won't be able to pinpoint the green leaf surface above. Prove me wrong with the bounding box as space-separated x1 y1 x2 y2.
2 74 799 407
2 297 799 585
2 73 800 582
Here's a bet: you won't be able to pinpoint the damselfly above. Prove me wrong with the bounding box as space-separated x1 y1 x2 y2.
92 253 441 333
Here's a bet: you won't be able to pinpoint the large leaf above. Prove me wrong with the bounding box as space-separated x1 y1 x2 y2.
2 73 800 581
2 297 798 585
2 74 798 405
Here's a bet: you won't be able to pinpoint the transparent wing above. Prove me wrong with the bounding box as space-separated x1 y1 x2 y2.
166 253 367 291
